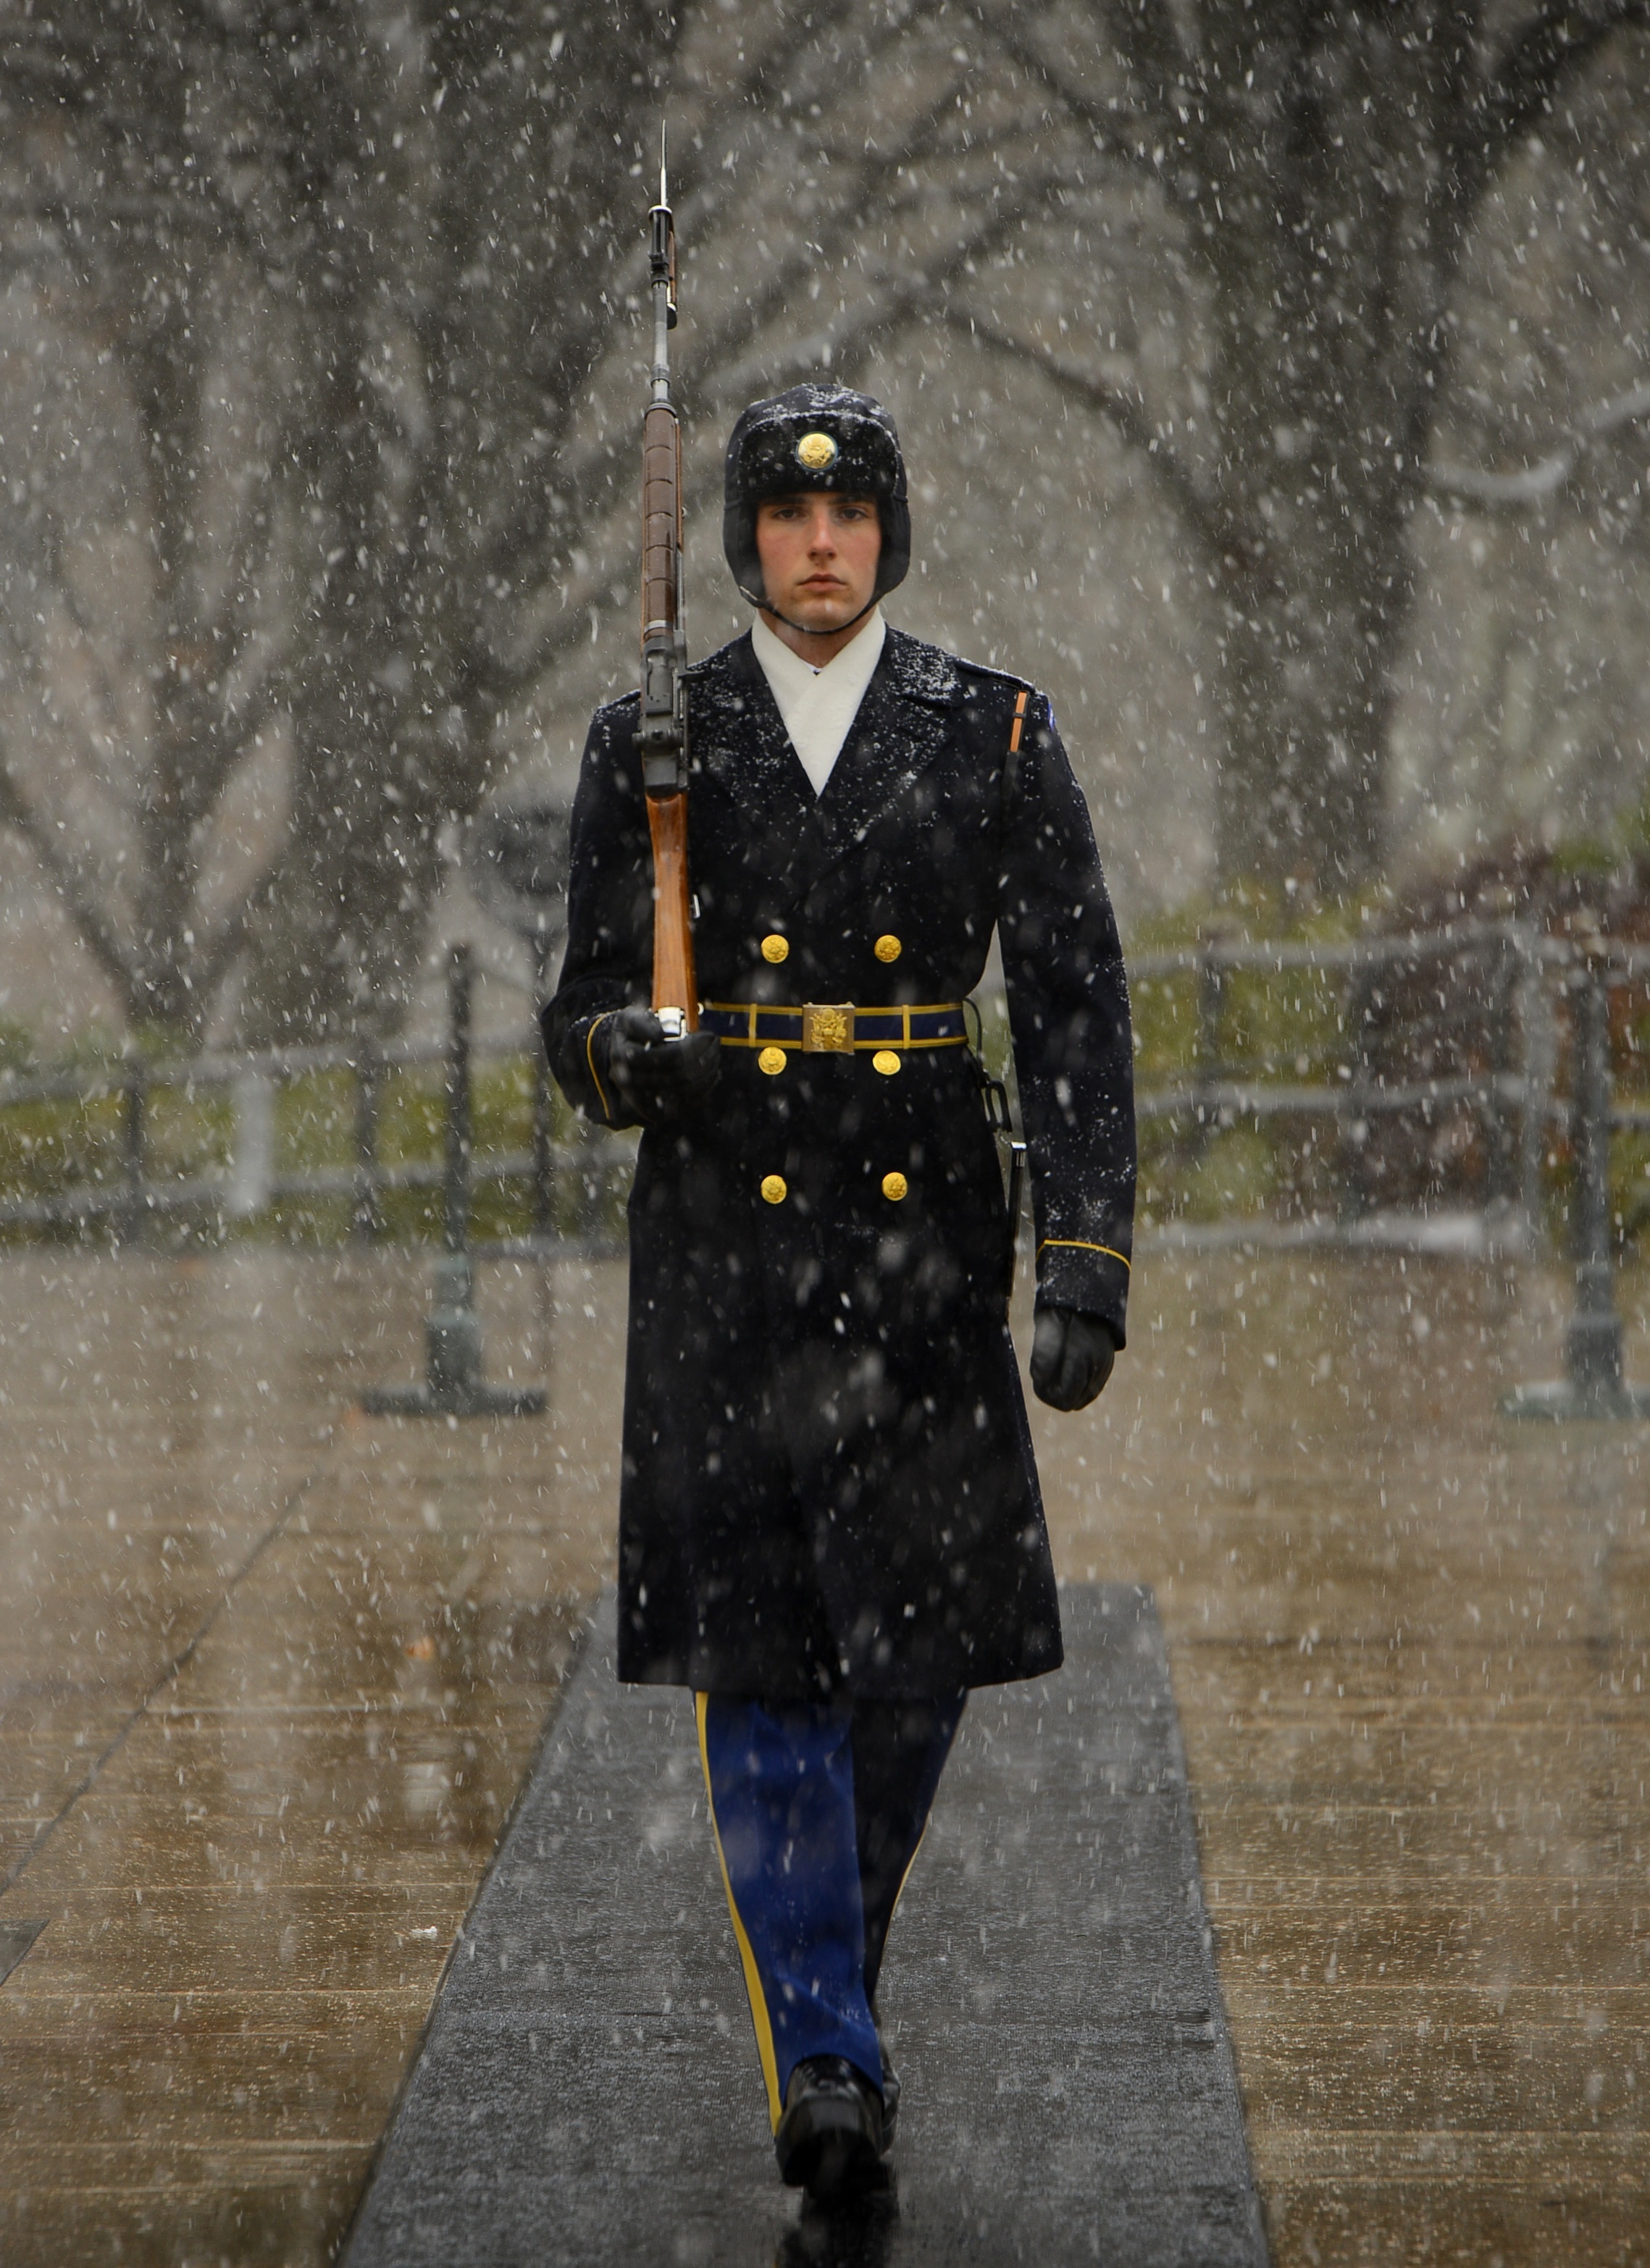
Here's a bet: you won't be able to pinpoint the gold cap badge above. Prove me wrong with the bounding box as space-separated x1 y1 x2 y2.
796 431 838 472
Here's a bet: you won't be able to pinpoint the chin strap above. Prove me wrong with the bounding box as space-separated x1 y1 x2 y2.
745 589 881 642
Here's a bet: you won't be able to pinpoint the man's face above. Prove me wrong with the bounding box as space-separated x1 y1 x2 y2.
754 492 881 633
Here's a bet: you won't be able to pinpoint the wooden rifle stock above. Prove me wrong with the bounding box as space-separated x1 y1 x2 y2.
646 789 697 1022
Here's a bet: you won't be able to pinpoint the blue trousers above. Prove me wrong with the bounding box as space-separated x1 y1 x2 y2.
696 1691 964 2132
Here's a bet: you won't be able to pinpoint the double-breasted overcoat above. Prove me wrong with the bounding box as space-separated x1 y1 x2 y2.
545 626 1134 1699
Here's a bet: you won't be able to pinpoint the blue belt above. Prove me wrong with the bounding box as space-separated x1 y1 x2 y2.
700 1001 968 1054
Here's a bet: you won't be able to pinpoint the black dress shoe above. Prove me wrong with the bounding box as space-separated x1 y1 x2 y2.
774 2055 885 2200
878 2039 900 2150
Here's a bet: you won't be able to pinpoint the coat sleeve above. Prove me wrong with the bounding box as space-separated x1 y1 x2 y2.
541 700 652 1130
997 689 1136 1346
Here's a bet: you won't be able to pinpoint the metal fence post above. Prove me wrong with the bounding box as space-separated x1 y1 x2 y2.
532 1057 556 1239
1484 925 1520 1219
1515 927 1554 1253
227 1070 275 1224
443 945 472 1257
1189 925 1228 1159
1338 955 1377 1223
352 1036 382 1244
363 942 544 1419
1566 958 1629 1398
532 933 556 1240
118 1064 147 1248
1504 946 1650 1419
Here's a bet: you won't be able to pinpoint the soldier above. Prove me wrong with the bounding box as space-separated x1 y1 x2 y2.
543 380 1134 2202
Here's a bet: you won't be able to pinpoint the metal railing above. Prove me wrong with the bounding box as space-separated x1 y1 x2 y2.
4 915 1649 1266
4 915 1649 1415
0 965 624 1256
1126 920 1650 1252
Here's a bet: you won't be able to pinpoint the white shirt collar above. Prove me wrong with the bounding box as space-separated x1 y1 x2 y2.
750 606 887 798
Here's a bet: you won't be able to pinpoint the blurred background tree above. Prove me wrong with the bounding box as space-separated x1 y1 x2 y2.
4 0 1650 1046
0 0 666 1043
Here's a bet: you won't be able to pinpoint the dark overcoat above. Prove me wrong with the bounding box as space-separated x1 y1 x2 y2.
545 626 1134 1700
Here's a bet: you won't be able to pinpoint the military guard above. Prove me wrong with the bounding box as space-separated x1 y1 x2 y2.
544 380 1135 2201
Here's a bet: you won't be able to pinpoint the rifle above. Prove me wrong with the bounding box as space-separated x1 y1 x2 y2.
638 133 698 1038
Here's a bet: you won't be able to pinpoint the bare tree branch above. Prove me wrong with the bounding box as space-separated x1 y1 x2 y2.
1097 0 1195 119
1476 0 1649 183
1429 376 1650 505
1426 0 1650 282
0 760 138 996
934 304 1226 559
989 10 1194 222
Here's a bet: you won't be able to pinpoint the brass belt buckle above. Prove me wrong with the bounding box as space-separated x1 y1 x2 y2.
802 1002 854 1053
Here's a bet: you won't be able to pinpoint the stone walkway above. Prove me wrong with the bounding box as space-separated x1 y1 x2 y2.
0 1246 1645 2264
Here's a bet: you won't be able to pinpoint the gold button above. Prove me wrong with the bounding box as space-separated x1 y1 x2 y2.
758 1046 787 1076
871 1049 901 1076
874 933 902 963
761 1174 788 1204
761 933 790 964
881 1171 908 1201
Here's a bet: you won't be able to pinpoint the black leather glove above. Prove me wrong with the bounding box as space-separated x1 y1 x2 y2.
1030 1305 1117 1411
600 1006 721 1126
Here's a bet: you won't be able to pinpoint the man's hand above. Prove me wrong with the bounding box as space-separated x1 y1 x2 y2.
1030 1306 1117 1411
603 1006 721 1125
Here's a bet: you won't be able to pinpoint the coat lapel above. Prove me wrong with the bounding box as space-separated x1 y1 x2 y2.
689 632 813 806
687 634 817 901
792 629 960 899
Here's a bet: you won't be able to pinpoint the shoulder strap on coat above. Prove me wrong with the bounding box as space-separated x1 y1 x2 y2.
1002 684 1031 806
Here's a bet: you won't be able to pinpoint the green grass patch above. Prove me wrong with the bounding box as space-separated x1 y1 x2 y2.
0 1048 632 1248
